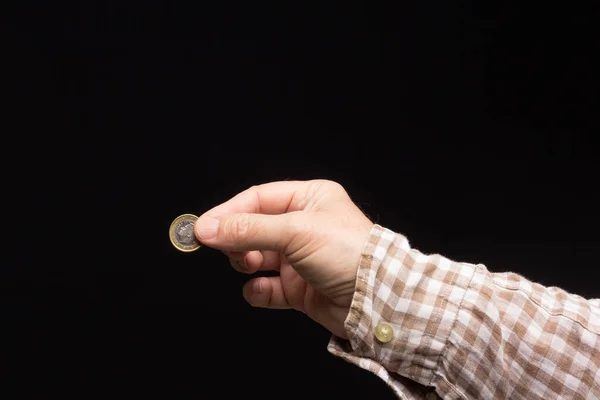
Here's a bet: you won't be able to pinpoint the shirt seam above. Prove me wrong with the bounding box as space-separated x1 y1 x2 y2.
429 262 479 399
491 281 600 335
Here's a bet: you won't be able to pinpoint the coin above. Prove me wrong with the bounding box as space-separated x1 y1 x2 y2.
169 214 201 252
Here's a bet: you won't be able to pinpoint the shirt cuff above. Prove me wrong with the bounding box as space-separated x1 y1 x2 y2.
328 224 477 398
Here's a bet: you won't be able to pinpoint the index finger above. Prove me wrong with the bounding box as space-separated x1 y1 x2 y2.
201 180 313 218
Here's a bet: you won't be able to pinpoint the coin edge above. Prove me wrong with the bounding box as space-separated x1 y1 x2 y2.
169 214 201 252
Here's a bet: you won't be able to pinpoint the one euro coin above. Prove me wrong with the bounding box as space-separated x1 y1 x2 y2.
169 214 201 252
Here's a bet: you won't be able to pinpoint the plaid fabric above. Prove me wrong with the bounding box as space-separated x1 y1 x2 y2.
328 224 600 399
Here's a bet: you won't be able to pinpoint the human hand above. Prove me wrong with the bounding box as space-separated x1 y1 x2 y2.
194 179 374 339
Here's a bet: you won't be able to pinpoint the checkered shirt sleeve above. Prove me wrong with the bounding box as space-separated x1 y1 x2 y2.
328 224 600 399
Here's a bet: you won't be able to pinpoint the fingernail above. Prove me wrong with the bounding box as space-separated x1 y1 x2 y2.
255 279 263 293
195 216 219 240
239 256 248 272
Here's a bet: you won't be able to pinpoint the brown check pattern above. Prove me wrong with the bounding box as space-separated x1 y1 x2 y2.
328 224 600 399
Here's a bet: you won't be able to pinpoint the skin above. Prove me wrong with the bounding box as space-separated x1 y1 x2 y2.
194 179 374 339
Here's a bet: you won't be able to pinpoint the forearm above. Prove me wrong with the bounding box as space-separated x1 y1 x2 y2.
328 225 600 399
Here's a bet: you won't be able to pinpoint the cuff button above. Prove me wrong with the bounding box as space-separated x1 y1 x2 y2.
374 322 394 343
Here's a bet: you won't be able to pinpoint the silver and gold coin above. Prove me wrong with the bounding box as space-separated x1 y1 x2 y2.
169 214 201 252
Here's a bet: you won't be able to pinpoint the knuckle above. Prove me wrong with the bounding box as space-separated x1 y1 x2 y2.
248 184 261 193
234 214 252 238
225 214 252 240
328 180 347 195
304 180 349 210
311 179 346 195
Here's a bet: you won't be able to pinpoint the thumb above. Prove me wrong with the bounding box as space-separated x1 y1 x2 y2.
194 212 298 252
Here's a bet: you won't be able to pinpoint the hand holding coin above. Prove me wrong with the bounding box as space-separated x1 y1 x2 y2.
175 180 373 339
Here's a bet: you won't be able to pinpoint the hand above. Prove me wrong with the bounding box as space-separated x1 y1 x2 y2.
194 179 374 338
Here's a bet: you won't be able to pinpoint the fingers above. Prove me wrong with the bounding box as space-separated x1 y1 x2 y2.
253 251 282 271
195 180 346 252
242 277 291 309
199 179 345 219
201 181 311 218
196 212 303 252
225 250 281 273
226 251 248 273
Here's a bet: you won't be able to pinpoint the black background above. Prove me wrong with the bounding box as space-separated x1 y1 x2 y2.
3 2 599 398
